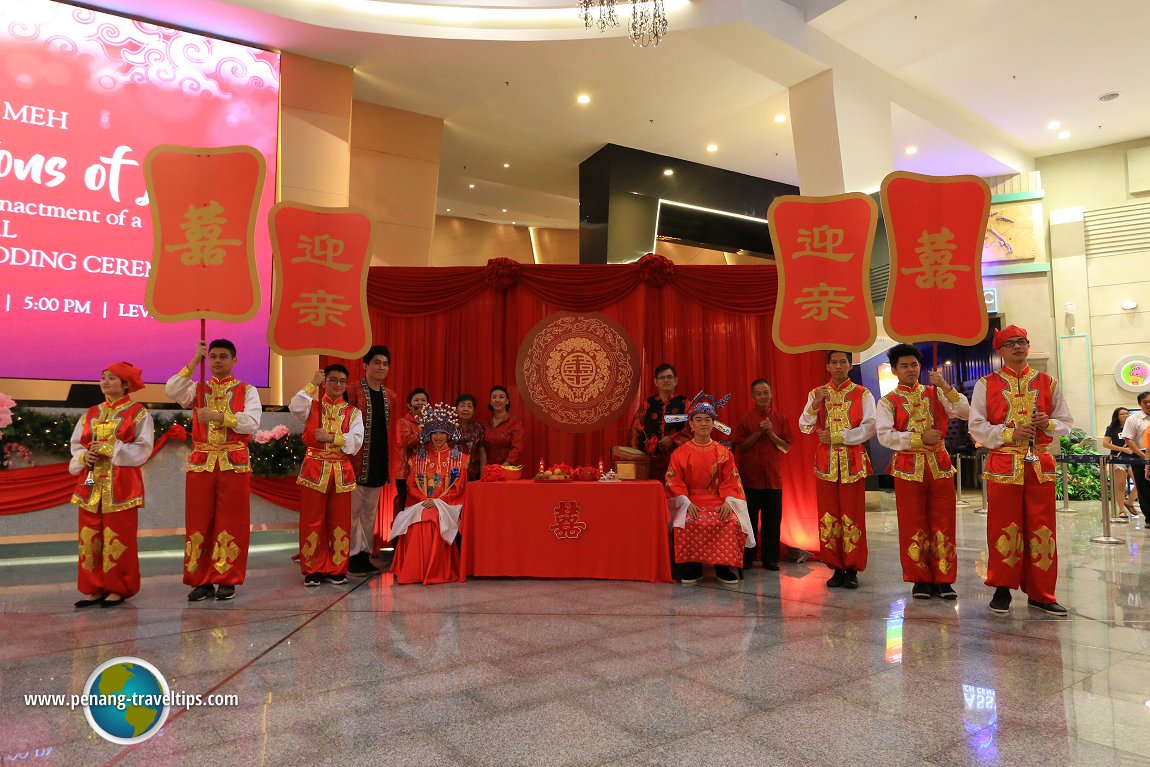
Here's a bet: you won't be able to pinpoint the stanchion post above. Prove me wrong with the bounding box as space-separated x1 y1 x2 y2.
1059 460 1071 512
1091 454 1122 544
1108 456 1128 524
955 452 969 506
974 451 988 515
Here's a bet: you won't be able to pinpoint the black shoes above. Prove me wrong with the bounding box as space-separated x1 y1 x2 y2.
1027 598 1068 616
842 570 859 589
826 569 846 588
763 562 780 571
187 585 215 602
347 552 380 576
989 587 1012 613
912 582 932 600
935 584 958 600
74 594 106 608
678 562 703 584
304 573 322 587
101 595 125 608
215 585 236 601
715 566 742 584
326 573 349 585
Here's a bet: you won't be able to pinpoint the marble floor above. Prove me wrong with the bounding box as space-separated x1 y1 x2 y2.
2 500 1150 767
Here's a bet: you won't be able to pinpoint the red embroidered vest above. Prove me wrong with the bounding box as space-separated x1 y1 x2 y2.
188 377 252 472
883 384 955 481
70 397 147 512
298 396 358 494
811 380 871 483
981 367 1057 484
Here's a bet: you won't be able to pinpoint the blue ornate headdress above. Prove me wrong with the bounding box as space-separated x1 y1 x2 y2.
665 390 733 435
418 403 461 444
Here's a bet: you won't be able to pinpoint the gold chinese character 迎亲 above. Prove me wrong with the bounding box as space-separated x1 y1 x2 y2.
793 225 853 262
795 282 854 321
292 234 351 272
292 289 351 327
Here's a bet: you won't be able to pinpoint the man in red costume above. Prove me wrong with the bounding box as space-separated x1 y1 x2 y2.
69 362 154 608
666 392 752 585
345 345 398 576
290 365 364 587
166 339 262 602
798 350 876 590
877 344 970 600
630 363 691 482
391 403 468 585
969 325 1073 616
734 379 792 571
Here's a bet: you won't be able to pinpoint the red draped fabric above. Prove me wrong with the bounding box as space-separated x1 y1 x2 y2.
250 476 302 512
325 260 826 552
0 462 74 515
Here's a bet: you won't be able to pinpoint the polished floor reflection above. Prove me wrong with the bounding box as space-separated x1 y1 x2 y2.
2 502 1150 767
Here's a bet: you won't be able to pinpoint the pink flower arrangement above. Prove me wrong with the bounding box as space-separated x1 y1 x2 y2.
0 393 15 429
3 441 33 468
253 424 290 444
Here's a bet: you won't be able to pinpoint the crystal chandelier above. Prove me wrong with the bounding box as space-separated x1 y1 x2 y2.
578 0 670 47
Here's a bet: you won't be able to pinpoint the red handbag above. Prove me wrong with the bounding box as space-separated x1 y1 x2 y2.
673 507 745 567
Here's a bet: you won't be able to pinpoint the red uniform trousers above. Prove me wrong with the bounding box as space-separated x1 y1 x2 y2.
894 476 958 584
985 471 1058 603
393 507 459 585
815 479 868 571
77 507 140 598
184 470 251 587
298 484 352 576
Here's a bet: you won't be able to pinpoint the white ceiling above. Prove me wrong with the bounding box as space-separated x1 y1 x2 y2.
77 0 1150 229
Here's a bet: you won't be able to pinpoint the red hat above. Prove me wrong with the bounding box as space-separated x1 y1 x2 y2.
105 362 145 393
992 325 1028 350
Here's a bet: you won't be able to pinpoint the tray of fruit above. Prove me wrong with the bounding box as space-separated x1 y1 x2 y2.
534 462 574 482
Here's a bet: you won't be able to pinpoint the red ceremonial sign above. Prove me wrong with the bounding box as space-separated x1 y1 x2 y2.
144 145 266 322
881 172 991 344
769 193 879 353
268 203 374 358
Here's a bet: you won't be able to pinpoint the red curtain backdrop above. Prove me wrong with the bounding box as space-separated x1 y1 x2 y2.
323 260 827 552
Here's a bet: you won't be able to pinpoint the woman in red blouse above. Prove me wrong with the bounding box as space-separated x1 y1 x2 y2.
483 385 524 467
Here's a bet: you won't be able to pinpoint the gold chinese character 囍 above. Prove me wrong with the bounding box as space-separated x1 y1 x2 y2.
164 201 242 266
292 234 351 272
900 227 970 289
795 282 854 321
292 289 351 327
793 225 853 262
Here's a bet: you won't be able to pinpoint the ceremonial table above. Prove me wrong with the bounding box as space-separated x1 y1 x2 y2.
459 480 673 582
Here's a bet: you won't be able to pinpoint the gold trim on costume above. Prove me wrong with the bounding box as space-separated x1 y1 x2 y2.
212 530 240 575
184 531 204 573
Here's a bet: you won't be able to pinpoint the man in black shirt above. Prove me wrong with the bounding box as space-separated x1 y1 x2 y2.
345 346 397 575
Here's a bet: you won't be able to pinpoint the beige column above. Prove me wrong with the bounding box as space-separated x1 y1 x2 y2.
274 54 354 403
350 103 444 267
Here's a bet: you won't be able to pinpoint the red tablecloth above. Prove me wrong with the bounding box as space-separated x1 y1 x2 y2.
460 480 673 582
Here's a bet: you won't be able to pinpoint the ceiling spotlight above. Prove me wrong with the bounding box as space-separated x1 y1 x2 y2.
1047 120 1061 131
1121 300 1138 310
503 163 510 168
1058 130 1071 140
468 184 476 189
663 169 674 176
774 114 787 124
1099 91 1120 102
446 208 452 212
511 221 517 225
706 144 718 152
577 94 591 105
904 146 918 156
502 208 508 213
